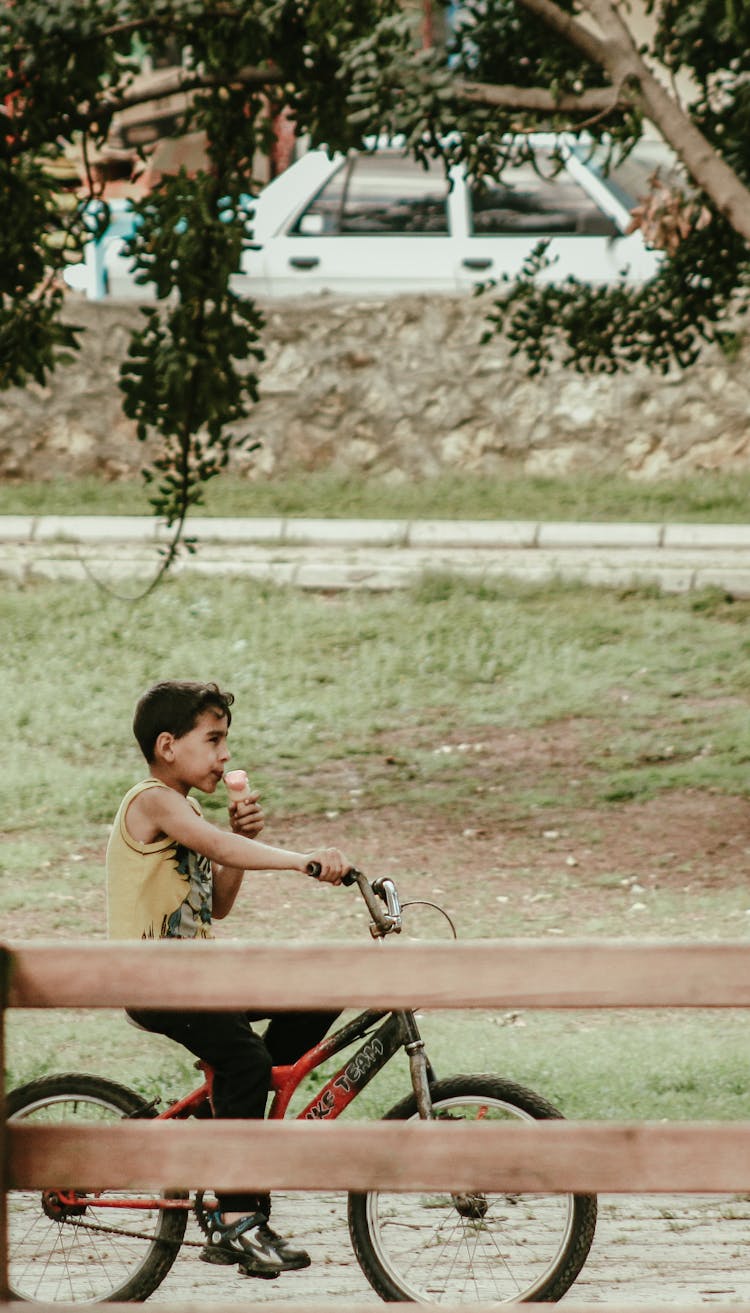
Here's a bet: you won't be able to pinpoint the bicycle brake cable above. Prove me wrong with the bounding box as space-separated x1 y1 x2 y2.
401 901 458 939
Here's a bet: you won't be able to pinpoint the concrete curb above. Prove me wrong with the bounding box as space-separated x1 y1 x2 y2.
4 514 750 549
2 515 750 595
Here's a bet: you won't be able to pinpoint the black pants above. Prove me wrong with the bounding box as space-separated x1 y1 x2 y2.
128 1007 339 1215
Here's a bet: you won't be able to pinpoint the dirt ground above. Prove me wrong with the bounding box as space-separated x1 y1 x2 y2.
237 715 750 944
291 716 750 883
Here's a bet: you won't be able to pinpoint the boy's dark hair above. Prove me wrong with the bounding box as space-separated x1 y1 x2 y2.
133 680 234 762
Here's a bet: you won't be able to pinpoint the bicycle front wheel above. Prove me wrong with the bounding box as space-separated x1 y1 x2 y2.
347 1074 597 1304
7 1073 188 1304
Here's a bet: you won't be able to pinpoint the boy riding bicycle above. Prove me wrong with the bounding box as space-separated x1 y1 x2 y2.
106 679 353 1280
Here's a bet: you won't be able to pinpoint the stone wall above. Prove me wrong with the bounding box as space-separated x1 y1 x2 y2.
1 294 749 482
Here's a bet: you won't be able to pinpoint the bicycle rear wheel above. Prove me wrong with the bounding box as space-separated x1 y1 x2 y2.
7 1073 188 1304
347 1074 597 1304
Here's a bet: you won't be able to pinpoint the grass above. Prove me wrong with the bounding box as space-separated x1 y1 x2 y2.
5 468 750 520
5 564 750 1117
5 571 750 841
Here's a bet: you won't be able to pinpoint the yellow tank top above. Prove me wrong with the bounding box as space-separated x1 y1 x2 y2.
106 779 214 940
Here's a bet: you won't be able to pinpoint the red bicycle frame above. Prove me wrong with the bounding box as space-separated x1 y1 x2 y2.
155 1007 407 1123
52 1007 421 1213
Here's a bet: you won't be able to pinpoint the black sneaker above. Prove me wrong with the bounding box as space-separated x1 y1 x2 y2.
199 1211 282 1279
254 1221 311 1271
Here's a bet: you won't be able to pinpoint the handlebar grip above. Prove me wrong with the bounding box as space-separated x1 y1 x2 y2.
306 862 358 887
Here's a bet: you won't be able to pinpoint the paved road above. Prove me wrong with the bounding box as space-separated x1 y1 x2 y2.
149 1191 750 1305
4 515 750 595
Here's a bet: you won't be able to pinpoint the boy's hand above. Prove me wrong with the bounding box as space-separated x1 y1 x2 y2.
229 793 264 839
305 847 351 884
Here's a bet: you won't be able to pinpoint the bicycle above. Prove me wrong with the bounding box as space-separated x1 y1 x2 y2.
6 869 597 1306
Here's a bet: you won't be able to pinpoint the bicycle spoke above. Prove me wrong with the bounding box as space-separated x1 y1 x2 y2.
373 1191 577 1302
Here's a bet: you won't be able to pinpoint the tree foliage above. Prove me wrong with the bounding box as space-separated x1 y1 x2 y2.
2 0 750 562
1 0 397 576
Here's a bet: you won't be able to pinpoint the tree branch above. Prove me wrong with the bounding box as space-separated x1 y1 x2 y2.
1 63 285 159
507 0 611 67
456 79 630 113
102 64 284 122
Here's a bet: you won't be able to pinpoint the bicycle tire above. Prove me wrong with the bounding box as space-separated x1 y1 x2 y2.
7 1072 188 1304
347 1073 597 1304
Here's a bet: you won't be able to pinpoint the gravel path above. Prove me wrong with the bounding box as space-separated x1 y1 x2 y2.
149 1193 750 1305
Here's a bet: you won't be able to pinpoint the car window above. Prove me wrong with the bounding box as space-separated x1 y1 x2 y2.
571 140 684 210
470 148 617 236
292 153 450 237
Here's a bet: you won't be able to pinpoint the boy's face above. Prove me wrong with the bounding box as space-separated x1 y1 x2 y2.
160 708 231 793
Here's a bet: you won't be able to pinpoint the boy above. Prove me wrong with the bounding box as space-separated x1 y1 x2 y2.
106 679 352 1280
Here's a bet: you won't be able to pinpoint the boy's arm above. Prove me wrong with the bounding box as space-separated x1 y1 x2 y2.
217 792 265 919
213 850 348 920
136 787 349 918
211 861 248 920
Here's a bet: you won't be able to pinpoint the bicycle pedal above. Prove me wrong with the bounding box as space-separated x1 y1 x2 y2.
199 1249 238 1267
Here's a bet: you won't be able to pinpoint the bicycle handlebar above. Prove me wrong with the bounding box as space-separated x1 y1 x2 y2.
305 863 402 937
305 862 357 887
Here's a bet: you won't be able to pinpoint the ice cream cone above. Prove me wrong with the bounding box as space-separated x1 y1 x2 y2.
224 769 251 805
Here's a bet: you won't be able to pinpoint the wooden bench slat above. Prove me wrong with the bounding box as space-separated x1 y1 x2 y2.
7 940 750 1009
10 1119 750 1194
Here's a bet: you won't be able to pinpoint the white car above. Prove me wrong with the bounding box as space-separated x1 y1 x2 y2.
234 135 668 299
65 136 670 300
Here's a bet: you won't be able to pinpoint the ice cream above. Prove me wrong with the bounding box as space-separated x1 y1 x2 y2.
224 769 251 805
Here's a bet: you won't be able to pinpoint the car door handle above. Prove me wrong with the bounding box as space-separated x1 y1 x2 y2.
462 258 493 270
289 256 320 270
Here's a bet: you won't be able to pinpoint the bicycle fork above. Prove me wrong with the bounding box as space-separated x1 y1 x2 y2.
396 1010 435 1120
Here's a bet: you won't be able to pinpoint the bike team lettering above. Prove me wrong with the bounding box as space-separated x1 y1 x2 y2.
305 1038 385 1119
